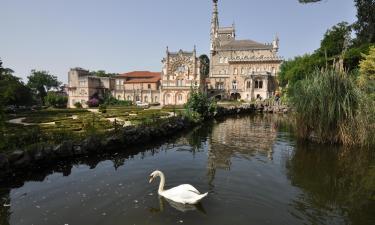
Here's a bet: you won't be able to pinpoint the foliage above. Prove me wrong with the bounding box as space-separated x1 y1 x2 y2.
316 22 351 58
185 88 216 119
278 22 373 92
99 104 107 113
89 70 118 78
44 92 68 108
290 69 374 146
199 54 210 77
87 98 99 108
74 102 83 108
103 94 132 106
299 0 375 44
0 59 34 106
27 70 61 105
353 0 375 44
358 46 375 97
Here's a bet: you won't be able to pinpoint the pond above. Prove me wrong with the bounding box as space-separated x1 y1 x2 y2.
0 115 374 225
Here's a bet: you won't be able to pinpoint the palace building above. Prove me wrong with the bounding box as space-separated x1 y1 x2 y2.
67 0 282 108
208 0 282 101
160 47 204 106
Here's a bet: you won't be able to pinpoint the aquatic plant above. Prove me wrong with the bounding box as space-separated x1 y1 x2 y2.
291 69 374 146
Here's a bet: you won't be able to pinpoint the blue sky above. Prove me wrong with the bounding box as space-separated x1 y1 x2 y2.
0 0 356 83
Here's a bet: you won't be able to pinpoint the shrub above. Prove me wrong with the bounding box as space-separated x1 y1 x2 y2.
87 98 99 108
44 92 68 108
99 104 107 113
185 89 216 119
74 102 83 108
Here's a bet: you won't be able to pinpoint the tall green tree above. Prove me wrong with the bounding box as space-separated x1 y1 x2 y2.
27 70 61 105
0 59 33 107
299 0 375 44
317 22 351 58
199 54 210 77
89 70 117 77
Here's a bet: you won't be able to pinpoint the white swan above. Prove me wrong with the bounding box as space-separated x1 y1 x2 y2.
149 170 208 204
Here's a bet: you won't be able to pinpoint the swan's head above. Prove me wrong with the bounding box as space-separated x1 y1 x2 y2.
149 170 161 183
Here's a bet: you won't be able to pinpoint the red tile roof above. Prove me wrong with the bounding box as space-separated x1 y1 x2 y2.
117 71 161 84
118 71 161 79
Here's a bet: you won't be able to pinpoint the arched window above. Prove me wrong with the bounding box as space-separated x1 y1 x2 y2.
127 96 131 101
241 68 245 74
234 68 238 75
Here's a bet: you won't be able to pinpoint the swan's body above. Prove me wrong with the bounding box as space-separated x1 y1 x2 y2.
149 170 207 204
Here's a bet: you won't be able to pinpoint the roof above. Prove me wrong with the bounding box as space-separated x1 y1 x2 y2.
219 39 272 51
218 27 234 34
117 71 161 84
117 71 161 78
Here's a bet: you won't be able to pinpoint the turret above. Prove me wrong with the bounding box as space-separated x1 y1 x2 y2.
272 35 279 53
210 0 219 53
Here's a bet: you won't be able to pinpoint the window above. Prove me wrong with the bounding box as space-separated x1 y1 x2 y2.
234 68 238 75
155 96 158 102
79 80 86 87
241 68 245 74
255 80 263 89
246 81 251 89
118 95 121 100
225 57 228 63
176 65 186 73
215 82 224 90
178 94 183 101
127 96 131 100
176 79 183 86
144 96 148 103
148 84 151 89
232 80 237 90
219 57 224 63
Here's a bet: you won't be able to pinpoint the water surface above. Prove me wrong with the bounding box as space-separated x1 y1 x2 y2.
0 115 374 225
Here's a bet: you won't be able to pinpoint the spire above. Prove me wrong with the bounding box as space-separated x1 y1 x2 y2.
210 0 219 52
272 34 279 53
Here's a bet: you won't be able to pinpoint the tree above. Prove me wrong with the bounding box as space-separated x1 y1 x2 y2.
199 55 210 77
298 0 375 44
0 59 34 106
27 70 61 105
358 46 375 96
44 92 68 108
90 70 117 77
317 22 352 58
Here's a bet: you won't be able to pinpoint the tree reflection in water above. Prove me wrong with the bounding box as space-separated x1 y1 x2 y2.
286 143 375 225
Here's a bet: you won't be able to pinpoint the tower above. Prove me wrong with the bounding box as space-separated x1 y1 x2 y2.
210 0 219 53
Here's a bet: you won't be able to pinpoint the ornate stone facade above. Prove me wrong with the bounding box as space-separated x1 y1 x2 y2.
160 47 202 106
208 0 283 101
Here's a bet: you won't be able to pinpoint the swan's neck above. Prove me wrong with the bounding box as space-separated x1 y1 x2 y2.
157 171 165 194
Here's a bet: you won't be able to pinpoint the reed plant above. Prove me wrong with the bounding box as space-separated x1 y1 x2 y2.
291 69 374 146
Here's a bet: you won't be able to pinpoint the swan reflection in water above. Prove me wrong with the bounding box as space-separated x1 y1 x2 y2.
149 196 207 214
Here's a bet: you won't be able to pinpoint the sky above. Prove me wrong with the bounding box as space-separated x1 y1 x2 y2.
0 0 356 83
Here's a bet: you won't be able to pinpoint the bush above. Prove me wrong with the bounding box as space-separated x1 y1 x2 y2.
99 104 107 113
44 92 68 108
185 89 216 119
104 95 132 106
74 102 83 108
87 98 99 108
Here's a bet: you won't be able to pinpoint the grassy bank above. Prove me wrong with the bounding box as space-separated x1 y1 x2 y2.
0 107 172 153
